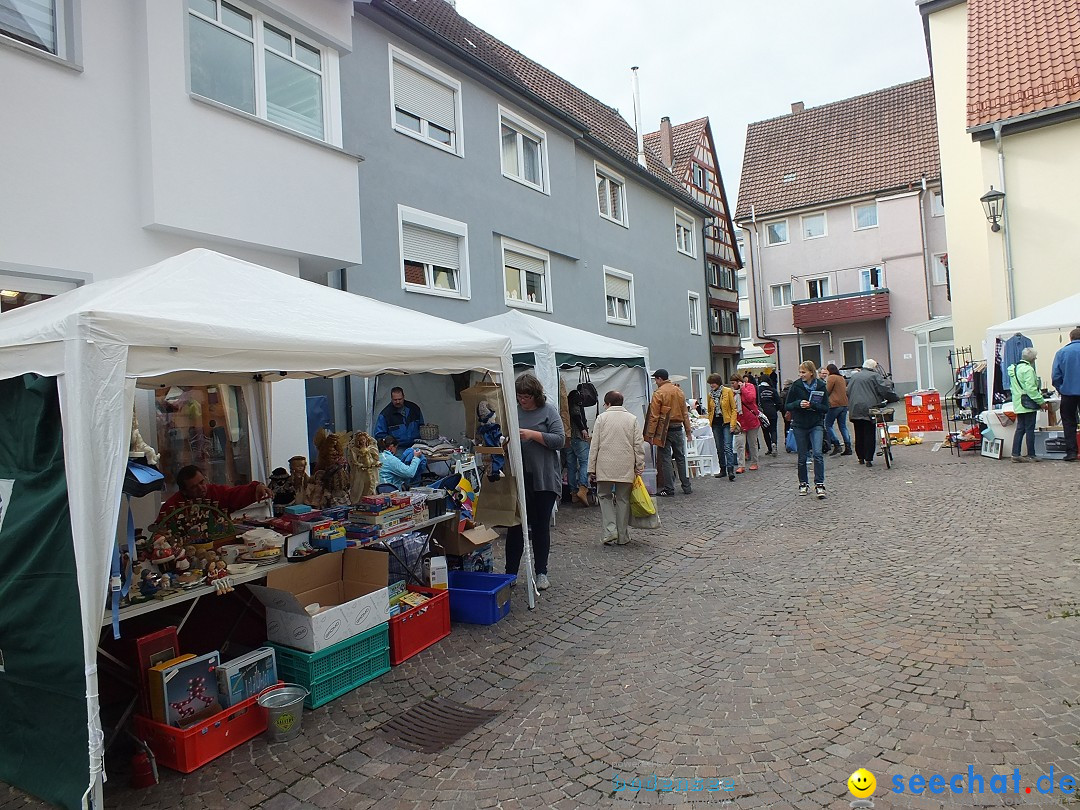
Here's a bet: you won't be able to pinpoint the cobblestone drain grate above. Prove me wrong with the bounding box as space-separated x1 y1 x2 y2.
377 696 503 754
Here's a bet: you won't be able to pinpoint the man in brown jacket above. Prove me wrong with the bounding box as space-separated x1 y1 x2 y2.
644 369 693 496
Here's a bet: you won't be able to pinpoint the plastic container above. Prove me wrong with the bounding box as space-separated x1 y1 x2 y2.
269 623 390 708
133 691 268 772
257 683 309 741
446 571 516 625
389 586 451 665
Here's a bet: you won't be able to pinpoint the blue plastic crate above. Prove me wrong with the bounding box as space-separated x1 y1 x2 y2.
446 571 516 625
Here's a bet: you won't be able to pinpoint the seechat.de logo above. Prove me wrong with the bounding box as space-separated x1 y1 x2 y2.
354 606 371 625
324 619 342 639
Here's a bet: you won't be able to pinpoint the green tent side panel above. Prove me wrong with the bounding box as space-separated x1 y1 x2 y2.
0 375 89 809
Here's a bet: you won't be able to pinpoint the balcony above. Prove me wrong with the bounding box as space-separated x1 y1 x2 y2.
792 289 891 329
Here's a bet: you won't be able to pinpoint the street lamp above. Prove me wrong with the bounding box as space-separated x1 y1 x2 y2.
980 186 1005 232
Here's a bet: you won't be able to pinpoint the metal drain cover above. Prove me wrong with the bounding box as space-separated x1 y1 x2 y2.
377 697 502 754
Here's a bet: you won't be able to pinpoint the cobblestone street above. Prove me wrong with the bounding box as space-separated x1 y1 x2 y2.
6 439 1080 809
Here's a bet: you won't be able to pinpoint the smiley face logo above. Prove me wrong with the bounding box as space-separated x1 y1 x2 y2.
848 768 876 798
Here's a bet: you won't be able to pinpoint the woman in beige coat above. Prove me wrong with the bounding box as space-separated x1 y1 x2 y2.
587 390 646 545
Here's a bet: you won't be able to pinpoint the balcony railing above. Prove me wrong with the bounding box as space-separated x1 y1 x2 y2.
792 288 891 328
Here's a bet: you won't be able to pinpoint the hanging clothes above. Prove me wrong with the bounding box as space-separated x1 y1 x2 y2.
1000 333 1033 390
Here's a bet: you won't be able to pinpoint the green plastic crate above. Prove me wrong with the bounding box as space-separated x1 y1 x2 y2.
269 623 390 708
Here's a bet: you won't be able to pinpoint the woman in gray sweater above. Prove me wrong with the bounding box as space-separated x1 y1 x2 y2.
505 373 565 591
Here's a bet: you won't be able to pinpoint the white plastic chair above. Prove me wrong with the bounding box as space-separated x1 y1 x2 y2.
686 436 716 477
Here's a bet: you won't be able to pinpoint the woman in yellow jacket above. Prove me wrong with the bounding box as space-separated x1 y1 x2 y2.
706 374 739 481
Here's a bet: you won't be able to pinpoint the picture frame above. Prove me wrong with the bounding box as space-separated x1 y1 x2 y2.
981 436 1003 459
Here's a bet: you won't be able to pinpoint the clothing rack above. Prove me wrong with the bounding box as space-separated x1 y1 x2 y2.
944 346 982 456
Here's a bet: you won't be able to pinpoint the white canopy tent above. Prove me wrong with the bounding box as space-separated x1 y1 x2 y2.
0 249 532 807
984 291 1080 405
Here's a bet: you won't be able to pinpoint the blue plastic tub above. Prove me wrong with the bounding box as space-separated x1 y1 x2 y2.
446 571 516 625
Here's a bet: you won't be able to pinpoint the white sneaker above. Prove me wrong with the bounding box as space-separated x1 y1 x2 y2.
536 573 550 591
815 484 826 500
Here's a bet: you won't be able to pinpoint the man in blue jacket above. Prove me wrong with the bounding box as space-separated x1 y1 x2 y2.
374 387 424 449
1051 327 1080 461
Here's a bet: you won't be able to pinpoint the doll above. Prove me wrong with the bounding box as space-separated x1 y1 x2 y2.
139 569 162 598
129 409 161 466
150 534 175 565
287 456 311 506
206 559 233 594
347 431 381 502
475 399 506 481
268 466 295 506
308 432 351 507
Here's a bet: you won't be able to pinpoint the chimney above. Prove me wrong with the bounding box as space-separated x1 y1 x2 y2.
659 116 674 170
791 101 804 115
631 67 647 169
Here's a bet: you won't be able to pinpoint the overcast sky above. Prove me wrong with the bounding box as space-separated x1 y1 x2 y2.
456 0 931 208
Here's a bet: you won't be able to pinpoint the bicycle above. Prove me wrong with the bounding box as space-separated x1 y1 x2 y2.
868 402 894 469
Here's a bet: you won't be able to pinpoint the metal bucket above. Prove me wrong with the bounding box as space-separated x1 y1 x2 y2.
257 683 309 743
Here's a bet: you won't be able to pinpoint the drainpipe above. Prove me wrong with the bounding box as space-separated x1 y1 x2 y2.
917 176 934 320
994 123 1017 319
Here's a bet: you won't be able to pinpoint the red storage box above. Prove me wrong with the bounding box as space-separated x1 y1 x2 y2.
389 586 450 665
905 391 943 431
133 691 268 773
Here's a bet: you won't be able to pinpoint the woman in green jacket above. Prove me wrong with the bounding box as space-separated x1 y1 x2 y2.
1008 347 1046 462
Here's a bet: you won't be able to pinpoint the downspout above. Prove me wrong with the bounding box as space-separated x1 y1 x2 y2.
918 176 934 320
994 123 1017 319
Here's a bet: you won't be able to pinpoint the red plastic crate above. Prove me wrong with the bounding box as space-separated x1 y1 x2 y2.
133 691 268 773
389 586 450 665
907 413 943 431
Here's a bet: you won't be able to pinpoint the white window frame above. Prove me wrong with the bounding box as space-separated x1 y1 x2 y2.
932 253 948 286
0 0 80 64
389 45 464 156
397 205 470 300
852 202 878 230
737 272 748 300
842 339 866 368
765 219 789 245
801 212 827 240
738 317 750 339
859 266 884 291
687 291 702 335
706 262 720 288
187 0 341 146
709 307 721 335
502 237 551 312
806 276 830 299
691 164 706 189
603 266 635 326
675 209 696 258
499 106 549 193
689 367 707 402
595 162 628 227
770 282 792 308
720 309 738 336
930 190 945 217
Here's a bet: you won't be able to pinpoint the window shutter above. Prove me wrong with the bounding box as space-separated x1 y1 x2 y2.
393 60 456 131
604 273 630 299
402 223 459 268
504 250 545 277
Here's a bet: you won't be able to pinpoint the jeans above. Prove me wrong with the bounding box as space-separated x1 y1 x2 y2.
1012 410 1037 457
793 424 825 485
657 427 691 493
853 419 876 464
598 481 632 542
1062 394 1080 458
712 423 736 473
566 436 590 490
825 406 851 447
505 489 558 576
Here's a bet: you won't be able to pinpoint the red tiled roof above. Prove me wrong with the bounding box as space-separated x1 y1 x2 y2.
374 0 703 208
643 117 709 182
734 78 941 221
966 0 1080 128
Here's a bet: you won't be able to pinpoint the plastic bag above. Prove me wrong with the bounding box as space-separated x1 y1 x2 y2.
785 429 797 453
630 511 661 529
629 475 656 518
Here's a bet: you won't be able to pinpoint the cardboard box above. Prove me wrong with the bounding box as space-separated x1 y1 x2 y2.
434 520 499 557
247 549 390 653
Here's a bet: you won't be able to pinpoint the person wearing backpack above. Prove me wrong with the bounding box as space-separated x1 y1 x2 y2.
757 376 780 455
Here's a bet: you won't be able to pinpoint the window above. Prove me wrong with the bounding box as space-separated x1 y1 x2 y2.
390 46 462 154
930 190 945 217
800 343 822 368
500 107 547 191
604 268 634 325
692 164 706 189
688 292 701 335
859 266 884 291
675 210 696 257
807 277 830 299
737 273 748 300
801 212 826 239
502 238 550 311
842 339 865 368
932 253 948 286
706 262 720 288
718 265 735 291
189 0 335 142
738 317 751 339
720 309 738 335
770 283 792 308
765 220 788 245
709 307 721 334
596 164 627 225
689 368 707 402
853 202 878 229
0 272 76 312
398 206 469 299
1 0 66 55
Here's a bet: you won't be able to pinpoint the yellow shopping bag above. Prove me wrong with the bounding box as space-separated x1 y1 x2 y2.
629 475 656 518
